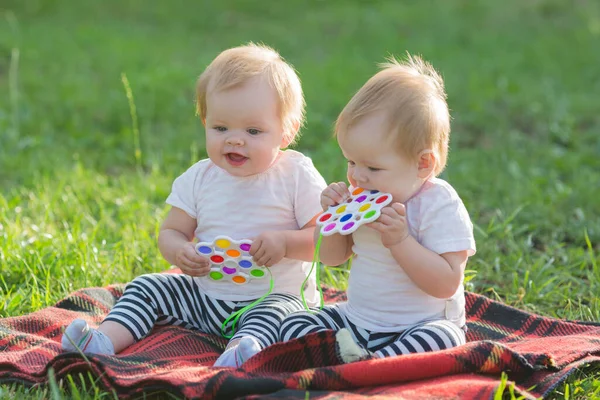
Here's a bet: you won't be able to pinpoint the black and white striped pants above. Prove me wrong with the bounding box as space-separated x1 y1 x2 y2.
104 273 305 348
280 304 466 357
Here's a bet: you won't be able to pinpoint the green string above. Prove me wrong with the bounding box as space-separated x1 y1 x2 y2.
301 233 324 312
220 267 274 339
222 233 327 337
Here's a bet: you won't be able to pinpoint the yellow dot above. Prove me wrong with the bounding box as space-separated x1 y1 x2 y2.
226 249 241 258
232 276 246 284
215 239 231 249
352 188 364 195
359 204 371 212
336 205 347 214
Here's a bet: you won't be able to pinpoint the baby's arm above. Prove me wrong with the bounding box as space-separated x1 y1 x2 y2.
316 226 354 267
369 202 470 298
317 182 354 266
250 218 318 266
158 207 210 276
282 215 320 262
389 238 468 299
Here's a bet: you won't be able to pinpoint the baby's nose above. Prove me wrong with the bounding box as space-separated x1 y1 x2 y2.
352 170 366 183
226 135 244 146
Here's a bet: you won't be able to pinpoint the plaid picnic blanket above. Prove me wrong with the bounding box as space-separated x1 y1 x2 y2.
1 271 599 399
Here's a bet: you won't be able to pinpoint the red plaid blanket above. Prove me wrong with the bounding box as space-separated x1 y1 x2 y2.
1 275 599 399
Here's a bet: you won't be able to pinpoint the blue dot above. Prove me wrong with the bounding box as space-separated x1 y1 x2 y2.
340 213 353 222
370 190 379 194
197 246 212 254
239 260 253 268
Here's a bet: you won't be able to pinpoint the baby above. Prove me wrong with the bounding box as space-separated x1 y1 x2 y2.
62 43 326 367
280 54 476 362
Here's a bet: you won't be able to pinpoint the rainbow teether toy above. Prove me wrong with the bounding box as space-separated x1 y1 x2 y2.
195 236 266 284
316 187 393 236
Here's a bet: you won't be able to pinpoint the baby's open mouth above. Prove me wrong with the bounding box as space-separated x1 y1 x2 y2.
226 153 248 166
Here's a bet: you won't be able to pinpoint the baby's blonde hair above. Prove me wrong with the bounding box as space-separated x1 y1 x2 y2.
335 53 450 176
196 43 305 145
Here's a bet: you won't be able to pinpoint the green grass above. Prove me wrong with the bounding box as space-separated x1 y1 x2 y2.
1 0 599 398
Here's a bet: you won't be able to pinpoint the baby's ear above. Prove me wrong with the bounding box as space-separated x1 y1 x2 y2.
291 120 301 134
417 150 436 179
281 136 293 148
281 121 301 148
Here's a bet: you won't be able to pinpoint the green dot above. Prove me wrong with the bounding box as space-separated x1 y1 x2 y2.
251 269 265 277
364 210 376 219
210 271 224 280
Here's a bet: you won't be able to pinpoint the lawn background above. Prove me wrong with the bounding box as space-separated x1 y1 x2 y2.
1 0 599 398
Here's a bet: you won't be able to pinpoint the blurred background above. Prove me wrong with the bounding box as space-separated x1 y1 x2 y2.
1 0 600 396
1 0 599 318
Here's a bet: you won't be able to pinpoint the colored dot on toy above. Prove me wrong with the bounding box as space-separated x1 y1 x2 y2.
355 195 367 203
370 190 379 194
226 249 241 258
239 260 253 268
239 243 251 252
359 204 371 212
364 210 376 219
342 222 355 231
210 255 224 263
340 213 352 222
215 239 231 249
336 205 347 214
232 276 246 284
324 223 336 232
352 188 364 196
251 269 265 277
210 271 223 280
223 266 236 275
197 246 212 254
319 213 332 222
376 195 389 204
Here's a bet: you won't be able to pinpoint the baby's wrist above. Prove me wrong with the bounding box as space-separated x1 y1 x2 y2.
282 232 289 256
388 232 411 249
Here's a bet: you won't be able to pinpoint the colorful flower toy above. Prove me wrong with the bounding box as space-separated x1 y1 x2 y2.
195 236 266 284
316 188 393 236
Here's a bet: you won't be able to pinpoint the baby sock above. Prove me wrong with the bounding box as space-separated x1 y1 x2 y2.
335 328 373 363
213 336 262 368
61 319 115 355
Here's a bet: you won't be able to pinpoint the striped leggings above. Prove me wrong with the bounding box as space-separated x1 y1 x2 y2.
104 273 305 348
280 303 466 358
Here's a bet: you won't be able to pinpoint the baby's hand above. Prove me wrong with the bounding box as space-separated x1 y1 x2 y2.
367 203 410 248
176 242 210 277
321 182 351 211
250 231 287 267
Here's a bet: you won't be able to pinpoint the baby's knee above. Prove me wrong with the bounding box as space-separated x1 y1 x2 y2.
129 273 165 285
282 311 311 322
124 273 165 295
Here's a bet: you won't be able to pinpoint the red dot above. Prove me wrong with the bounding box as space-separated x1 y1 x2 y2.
210 255 224 263
376 195 389 204
319 213 332 222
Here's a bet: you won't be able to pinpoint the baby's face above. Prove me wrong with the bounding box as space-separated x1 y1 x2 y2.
204 76 287 177
339 111 423 203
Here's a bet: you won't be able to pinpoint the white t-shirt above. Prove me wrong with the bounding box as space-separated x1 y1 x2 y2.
166 150 327 305
343 178 476 332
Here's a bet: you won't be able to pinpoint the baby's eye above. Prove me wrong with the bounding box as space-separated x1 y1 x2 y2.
347 160 355 166
368 167 381 172
247 128 261 135
214 126 227 132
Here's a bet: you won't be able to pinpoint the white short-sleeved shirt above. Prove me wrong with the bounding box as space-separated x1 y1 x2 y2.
166 150 327 304
343 178 476 332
